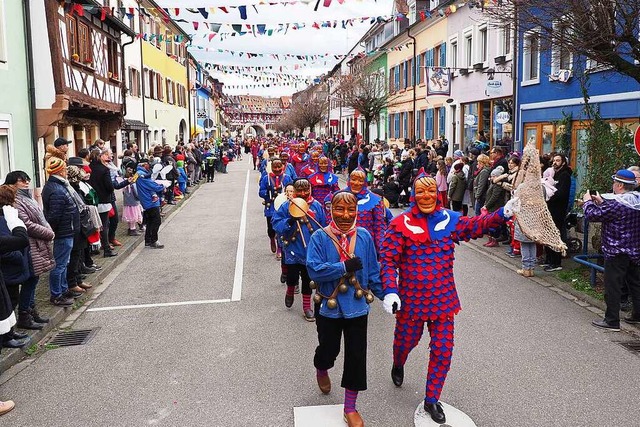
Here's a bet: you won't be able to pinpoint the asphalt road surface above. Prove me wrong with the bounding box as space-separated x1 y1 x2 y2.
2 157 639 427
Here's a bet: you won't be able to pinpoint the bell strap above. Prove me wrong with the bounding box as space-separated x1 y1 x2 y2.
323 226 357 261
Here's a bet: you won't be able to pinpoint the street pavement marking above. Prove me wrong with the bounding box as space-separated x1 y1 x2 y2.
231 169 250 302
414 401 477 427
85 299 232 312
293 404 345 427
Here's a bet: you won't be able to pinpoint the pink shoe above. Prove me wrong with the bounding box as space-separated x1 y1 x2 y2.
484 238 499 248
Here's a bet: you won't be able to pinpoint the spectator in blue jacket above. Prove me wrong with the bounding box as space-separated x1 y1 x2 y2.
41 157 80 306
135 160 166 249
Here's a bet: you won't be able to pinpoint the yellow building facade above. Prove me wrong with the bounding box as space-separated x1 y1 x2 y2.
140 2 189 148
386 17 449 147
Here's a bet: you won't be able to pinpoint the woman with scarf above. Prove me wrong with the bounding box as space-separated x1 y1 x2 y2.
379 169 509 424
306 191 388 427
5 172 55 330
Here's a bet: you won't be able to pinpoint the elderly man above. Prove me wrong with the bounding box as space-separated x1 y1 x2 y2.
584 170 640 331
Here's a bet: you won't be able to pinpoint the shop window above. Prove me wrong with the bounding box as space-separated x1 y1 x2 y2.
462 103 479 149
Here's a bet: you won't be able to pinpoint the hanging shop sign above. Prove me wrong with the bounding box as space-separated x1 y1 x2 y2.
464 115 476 126
495 111 510 125
485 80 503 97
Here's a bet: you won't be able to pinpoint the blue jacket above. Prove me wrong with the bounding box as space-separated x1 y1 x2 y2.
272 199 327 265
258 173 293 217
135 165 165 210
41 176 80 239
306 227 385 319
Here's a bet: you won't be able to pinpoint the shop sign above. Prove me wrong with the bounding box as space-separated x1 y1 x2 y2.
635 126 640 156
464 115 476 126
495 111 511 124
486 80 503 96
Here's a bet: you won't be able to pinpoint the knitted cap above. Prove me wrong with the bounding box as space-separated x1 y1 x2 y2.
46 157 66 175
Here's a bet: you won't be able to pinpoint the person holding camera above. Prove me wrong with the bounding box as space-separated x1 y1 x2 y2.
584 170 640 331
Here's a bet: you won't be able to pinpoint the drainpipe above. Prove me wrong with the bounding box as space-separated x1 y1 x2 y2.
187 61 192 141
512 4 519 152
23 0 40 186
407 26 417 146
121 35 135 120
138 7 147 151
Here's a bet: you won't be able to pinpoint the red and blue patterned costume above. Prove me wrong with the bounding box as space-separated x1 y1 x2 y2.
308 171 340 208
344 186 387 255
290 151 309 177
379 183 506 404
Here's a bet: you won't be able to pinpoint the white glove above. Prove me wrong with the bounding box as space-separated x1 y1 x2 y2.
382 293 401 315
3 205 25 231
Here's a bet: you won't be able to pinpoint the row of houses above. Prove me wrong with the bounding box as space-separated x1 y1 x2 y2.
0 0 231 188
301 0 639 187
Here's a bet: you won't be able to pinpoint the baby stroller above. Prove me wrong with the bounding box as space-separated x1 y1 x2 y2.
565 211 583 254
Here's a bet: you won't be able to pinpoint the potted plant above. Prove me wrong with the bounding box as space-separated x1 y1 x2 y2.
108 71 113 78
71 53 79 62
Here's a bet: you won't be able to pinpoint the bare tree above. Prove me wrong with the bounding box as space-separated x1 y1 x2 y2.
288 96 328 135
338 61 389 144
485 0 640 83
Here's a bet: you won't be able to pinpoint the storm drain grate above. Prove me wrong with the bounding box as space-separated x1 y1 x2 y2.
616 340 640 355
47 328 100 347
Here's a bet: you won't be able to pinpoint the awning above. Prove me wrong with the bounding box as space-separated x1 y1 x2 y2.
123 119 148 131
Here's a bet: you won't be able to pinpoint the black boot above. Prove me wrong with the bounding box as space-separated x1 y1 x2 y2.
9 328 28 340
391 365 404 387
424 401 446 424
30 306 50 323
17 311 45 330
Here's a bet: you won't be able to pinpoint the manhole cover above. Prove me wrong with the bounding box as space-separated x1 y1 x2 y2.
48 328 100 347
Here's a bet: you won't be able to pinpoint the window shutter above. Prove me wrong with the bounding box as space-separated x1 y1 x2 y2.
416 111 422 139
415 54 421 84
439 44 446 67
438 108 446 137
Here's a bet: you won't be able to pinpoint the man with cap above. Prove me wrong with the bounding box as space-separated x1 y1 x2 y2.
41 157 81 306
584 169 640 331
44 137 71 165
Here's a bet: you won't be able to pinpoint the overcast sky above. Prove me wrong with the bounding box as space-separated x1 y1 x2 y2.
157 0 395 97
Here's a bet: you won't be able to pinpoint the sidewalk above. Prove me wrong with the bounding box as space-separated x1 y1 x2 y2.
0 183 202 373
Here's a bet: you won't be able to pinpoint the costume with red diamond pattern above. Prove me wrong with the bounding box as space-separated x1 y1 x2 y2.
379 170 507 419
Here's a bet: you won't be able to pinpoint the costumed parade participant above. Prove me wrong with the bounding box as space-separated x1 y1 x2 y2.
279 151 297 179
259 158 293 254
272 178 326 321
344 168 387 254
306 191 387 427
309 157 340 206
259 146 276 175
379 169 510 424
300 151 321 178
290 142 310 177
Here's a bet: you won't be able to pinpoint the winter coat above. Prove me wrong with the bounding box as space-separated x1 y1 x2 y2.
547 165 573 220
448 171 467 203
0 226 28 334
473 166 491 205
398 158 414 186
88 160 115 204
41 175 80 239
484 179 507 213
15 190 55 276
135 165 166 210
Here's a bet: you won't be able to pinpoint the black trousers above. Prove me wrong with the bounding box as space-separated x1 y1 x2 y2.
67 234 86 287
285 263 312 295
143 207 162 244
546 211 567 266
206 167 215 182
314 314 368 391
98 211 112 254
108 203 119 242
266 216 275 239
604 255 640 325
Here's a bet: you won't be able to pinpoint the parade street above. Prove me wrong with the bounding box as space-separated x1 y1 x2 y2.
1 158 639 427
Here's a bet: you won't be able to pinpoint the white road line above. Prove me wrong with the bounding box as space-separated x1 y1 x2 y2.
231 169 250 302
86 299 232 312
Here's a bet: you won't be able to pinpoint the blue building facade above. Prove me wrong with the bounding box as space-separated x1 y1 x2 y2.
515 25 640 191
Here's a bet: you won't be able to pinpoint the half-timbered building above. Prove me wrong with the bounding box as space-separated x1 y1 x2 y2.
34 0 135 166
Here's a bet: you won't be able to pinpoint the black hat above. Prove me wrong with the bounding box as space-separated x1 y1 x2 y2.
54 137 71 147
67 157 85 166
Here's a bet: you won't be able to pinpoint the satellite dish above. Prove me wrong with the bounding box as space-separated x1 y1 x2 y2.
203 119 215 131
